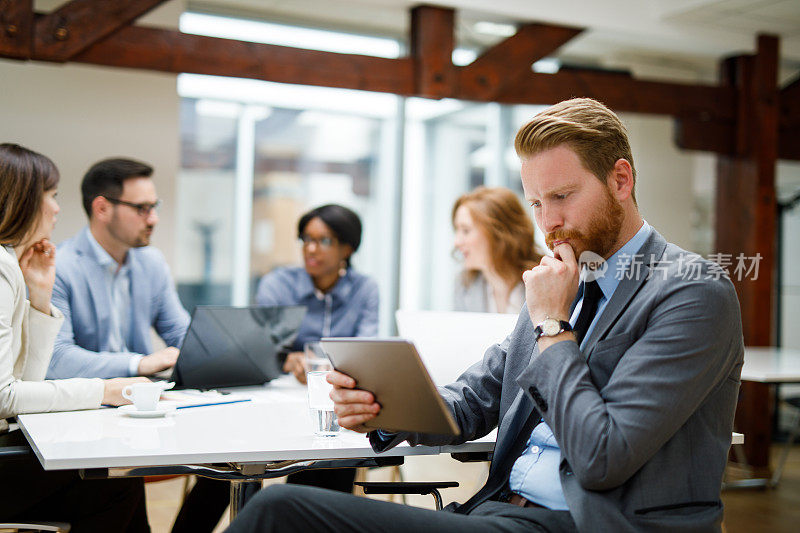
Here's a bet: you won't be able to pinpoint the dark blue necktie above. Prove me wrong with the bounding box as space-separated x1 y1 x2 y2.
572 280 603 346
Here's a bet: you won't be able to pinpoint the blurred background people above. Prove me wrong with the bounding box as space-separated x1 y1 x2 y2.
256 203 378 494
0 143 149 531
452 186 543 313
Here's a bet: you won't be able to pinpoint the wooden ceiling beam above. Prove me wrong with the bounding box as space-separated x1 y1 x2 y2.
489 68 736 120
674 117 735 155
777 72 800 159
676 52 799 160
34 0 169 61
676 119 799 160
778 124 800 160
71 25 415 95
1 3 790 161
780 76 800 126
458 22 583 100
0 0 33 59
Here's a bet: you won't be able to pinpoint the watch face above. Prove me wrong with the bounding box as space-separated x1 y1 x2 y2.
542 318 561 336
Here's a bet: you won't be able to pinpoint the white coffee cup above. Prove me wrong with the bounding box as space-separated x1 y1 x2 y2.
122 381 174 411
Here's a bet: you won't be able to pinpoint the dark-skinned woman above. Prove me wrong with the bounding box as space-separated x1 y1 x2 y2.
256 204 379 493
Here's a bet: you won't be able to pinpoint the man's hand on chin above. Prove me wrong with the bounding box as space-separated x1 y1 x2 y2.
523 242 580 347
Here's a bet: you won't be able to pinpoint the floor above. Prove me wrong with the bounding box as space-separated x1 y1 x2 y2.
722 445 800 532
144 446 800 532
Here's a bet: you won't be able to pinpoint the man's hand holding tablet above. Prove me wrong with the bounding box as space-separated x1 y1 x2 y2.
327 370 381 432
321 338 460 435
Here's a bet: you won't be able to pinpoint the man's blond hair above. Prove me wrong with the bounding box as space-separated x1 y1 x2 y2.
514 98 636 202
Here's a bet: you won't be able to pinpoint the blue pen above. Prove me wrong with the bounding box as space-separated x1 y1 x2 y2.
176 399 251 409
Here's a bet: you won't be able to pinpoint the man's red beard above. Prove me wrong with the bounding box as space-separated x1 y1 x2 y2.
545 184 624 260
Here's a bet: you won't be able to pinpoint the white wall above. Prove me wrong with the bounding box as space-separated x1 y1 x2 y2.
621 113 699 252
0 1 183 263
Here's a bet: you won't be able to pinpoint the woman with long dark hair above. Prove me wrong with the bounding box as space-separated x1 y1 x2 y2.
0 143 150 531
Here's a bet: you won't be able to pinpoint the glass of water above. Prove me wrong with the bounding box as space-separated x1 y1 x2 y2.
304 342 339 437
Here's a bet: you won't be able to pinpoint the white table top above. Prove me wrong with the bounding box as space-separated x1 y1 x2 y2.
17 376 494 471
741 347 800 383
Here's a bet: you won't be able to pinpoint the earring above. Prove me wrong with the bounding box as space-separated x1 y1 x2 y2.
339 260 347 277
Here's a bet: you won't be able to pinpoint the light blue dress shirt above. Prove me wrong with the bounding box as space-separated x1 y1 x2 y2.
85 231 142 375
255 266 379 352
509 220 652 509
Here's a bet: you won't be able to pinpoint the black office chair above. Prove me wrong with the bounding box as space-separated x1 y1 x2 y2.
353 450 491 510
0 443 70 532
354 481 459 510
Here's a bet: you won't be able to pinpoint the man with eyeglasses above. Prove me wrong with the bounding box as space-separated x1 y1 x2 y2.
46 157 188 380
48 158 230 531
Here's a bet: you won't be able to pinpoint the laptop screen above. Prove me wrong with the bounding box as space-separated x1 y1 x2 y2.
172 305 306 389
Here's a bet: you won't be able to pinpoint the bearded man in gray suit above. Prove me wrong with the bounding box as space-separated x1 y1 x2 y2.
228 98 744 533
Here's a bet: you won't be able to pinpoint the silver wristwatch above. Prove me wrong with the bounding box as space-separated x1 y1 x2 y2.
533 317 572 342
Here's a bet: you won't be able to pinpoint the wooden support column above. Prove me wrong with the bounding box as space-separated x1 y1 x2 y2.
410 5 455 98
716 35 779 470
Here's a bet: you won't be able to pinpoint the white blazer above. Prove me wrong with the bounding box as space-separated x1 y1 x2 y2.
0 246 103 431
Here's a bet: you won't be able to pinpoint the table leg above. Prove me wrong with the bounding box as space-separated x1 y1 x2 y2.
229 480 262 522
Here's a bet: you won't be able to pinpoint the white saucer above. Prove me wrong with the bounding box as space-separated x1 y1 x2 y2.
118 404 175 418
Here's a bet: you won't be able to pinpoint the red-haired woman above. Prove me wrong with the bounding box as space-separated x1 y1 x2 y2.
452 186 543 313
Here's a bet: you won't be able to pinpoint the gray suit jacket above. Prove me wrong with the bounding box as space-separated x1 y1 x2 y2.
373 229 743 532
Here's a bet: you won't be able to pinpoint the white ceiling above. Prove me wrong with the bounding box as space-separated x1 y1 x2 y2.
187 0 800 85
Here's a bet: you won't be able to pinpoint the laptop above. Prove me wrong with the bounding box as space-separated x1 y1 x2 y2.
170 305 306 389
395 309 519 386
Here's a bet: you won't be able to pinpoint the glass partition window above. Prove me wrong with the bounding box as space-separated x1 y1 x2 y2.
250 107 387 283
175 79 543 323
400 100 545 311
174 13 716 333
176 75 400 334
175 98 238 310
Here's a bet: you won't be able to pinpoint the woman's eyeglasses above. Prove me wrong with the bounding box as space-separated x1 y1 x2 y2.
299 235 336 249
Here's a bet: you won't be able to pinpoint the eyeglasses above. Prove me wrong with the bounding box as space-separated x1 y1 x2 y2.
299 235 337 249
105 197 161 217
